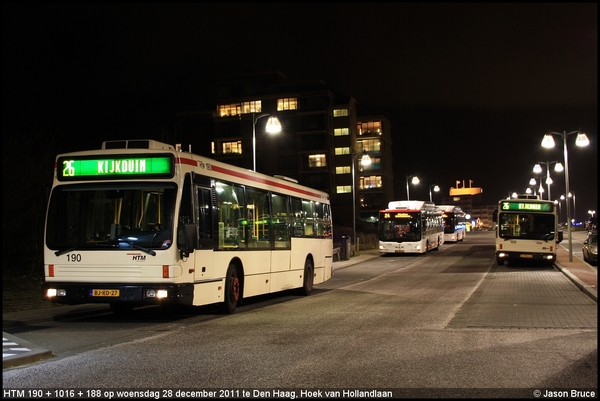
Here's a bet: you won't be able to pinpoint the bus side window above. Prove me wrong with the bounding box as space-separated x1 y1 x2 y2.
272 193 290 248
196 187 213 248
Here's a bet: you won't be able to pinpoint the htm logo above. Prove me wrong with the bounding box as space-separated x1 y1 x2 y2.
132 255 146 261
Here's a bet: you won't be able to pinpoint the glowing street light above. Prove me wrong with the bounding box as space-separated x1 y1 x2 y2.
406 175 419 201
541 129 590 261
429 184 440 202
252 113 281 172
533 161 563 201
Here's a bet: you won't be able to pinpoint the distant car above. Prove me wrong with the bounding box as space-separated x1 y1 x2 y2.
582 231 597 265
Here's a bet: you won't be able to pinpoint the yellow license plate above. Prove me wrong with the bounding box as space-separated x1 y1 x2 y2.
92 289 120 297
520 254 533 259
395 250 405 253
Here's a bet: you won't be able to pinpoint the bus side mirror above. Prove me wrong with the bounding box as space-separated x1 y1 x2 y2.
557 231 564 243
178 223 197 258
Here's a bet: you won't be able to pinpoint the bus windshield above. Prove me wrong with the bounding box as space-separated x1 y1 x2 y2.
379 214 421 242
46 182 177 251
498 212 555 241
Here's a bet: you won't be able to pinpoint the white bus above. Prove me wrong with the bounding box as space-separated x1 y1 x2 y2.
42 139 333 314
378 200 444 254
493 197 563 266
437 205 466 243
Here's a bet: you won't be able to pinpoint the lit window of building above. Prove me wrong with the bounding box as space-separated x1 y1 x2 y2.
222 141 242 154
360 176 382 189
357 120 382 135
333 109 348 117
277 97 298 111
359 139 381 152
334 128 349 136
218 103 241 117
335 147 350 155
308 154 326 167
336 185 351 194
241 100 262 114
335 166 351 174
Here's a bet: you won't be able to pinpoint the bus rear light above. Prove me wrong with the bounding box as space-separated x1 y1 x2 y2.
162 265 169 278
48 265 55 277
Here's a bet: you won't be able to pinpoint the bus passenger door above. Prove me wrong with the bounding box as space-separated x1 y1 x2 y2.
192 186 216 281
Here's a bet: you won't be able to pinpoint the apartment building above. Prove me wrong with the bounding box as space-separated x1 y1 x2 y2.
175 71 395 227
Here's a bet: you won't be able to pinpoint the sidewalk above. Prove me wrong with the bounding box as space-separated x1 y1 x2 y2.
554 242 597 301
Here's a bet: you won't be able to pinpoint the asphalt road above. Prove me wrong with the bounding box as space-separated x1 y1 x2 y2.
3 232 597 398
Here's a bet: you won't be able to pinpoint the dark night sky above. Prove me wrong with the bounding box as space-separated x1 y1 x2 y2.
3 3 597 220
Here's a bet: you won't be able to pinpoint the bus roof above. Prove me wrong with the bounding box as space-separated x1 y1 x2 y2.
436 205 462 213
387 200 435 211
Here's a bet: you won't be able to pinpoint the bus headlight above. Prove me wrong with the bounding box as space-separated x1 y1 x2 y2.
144 289 169 298
46 288 66 297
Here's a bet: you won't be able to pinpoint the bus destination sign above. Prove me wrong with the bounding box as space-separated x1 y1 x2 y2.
57 154 174 181
500 201 554 212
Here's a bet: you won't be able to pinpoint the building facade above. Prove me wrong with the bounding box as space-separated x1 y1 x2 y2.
176 71 395 227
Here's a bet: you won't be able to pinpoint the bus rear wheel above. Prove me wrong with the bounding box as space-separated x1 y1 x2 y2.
221 263 240 314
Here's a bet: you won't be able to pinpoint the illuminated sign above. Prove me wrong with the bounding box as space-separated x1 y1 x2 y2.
57 154 174 181
500 201 554 212
382 212 412 219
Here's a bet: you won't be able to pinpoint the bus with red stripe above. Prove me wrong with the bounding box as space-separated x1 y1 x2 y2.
42 139 333 314
378 200 444 254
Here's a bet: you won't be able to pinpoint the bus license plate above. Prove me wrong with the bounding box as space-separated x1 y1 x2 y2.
520 254 533 259
395 250 404 253
92 289 120 297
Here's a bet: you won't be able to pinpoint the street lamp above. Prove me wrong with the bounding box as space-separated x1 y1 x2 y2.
589 210 596 218
406 175 419 201
352 149 372 249
429 184 440 202
529 178 537 196
251 113 282 172
533 161 563 201
541 129 590 261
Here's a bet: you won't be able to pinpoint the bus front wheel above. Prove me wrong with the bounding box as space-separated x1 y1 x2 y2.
221 263 241 314
298 258 314 296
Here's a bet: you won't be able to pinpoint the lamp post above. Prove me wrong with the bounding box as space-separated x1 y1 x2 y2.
569 192 576 225
406 175 419 201
541 129 590 261
560 194 566 225
429 184 440 202
352 149 371 249
533 161 563 201
251 113 282 172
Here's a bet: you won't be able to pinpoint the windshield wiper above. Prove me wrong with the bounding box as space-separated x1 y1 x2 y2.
54 241 118 256
110 239 156 256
